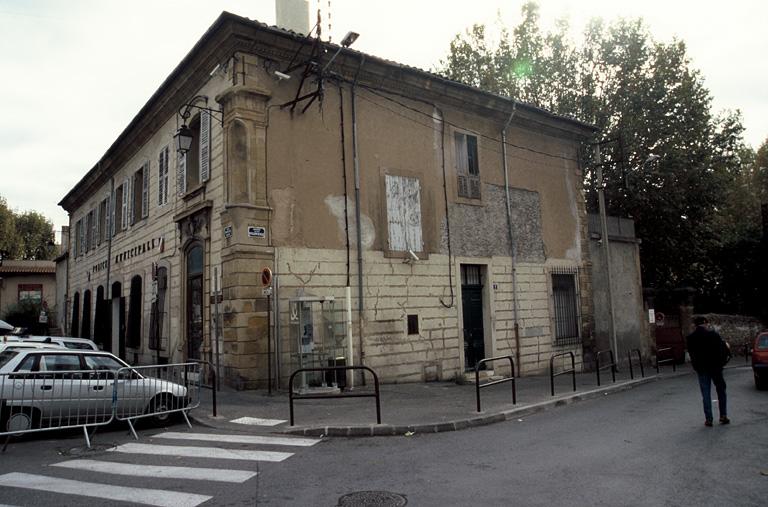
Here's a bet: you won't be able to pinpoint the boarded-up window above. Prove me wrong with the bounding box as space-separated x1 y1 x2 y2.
551 268 580 345
455 132 480 199
385 174 423 253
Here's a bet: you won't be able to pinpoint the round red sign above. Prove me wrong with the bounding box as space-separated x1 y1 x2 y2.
261 267 273 287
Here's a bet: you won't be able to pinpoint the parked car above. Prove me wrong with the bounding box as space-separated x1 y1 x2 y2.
15 335 99 351
0 349 188 432
0 342 64 353
752 331 768 390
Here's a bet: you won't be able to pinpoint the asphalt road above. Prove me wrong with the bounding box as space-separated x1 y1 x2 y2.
0 366 765 506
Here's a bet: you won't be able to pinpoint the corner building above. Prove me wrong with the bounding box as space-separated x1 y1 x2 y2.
59 12 597 389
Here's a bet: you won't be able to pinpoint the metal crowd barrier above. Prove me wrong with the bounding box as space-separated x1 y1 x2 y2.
114 362 201 440
190 359 217 417
550 351 576 396
474 355 516 413
289 366 381 426
595 349 617 387
655 347 676 373
1 369 116 449
627 349 645 380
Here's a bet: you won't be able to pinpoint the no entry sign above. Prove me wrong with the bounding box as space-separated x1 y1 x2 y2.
261 267 273 287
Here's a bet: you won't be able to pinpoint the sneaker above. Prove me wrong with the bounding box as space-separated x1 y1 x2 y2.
705 420 713 427
719 416 730 425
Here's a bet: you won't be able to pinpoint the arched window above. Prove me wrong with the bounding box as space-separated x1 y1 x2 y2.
127 275 142 349
81 289 92 339
186 244 204 359
70 292 80 337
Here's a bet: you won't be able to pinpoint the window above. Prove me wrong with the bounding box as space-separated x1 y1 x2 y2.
15 354 38 372
0 351 18 369
131 162 149 224
407 314 419 335
455 132 481 199
178 112 211 195
18 284 43 303
84 354 125 371
551 269 580 345
73 219 81 257
113 183 124 235
98 196 109 244
385 174 423 253
42 354 82 371
158 146 170 206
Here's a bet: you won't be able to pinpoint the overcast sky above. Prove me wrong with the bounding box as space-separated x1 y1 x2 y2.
1 0 765 234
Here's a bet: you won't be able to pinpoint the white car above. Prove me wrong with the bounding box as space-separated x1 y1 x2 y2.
13 335 100 351
0 349 189 433
0 342 64 353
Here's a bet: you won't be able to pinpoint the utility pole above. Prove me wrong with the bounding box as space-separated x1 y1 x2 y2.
595 144 619 363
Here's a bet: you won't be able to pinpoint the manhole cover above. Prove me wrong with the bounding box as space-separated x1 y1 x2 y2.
338 491 407 506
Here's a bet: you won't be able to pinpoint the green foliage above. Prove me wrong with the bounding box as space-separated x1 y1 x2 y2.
0 195 56 261
436 2 764 315
1 299 49 335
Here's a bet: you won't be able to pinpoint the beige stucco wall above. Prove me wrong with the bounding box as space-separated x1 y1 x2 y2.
0 273 56 317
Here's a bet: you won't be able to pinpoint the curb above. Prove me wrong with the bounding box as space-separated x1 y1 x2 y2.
279 372 681 438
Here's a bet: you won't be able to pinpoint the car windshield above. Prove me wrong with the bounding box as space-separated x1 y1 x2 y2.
0 350 18 368
757 334 768 350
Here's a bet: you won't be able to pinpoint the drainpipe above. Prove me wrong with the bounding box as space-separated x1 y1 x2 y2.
501 105 521 373
351 57 366 382
105 173 114 347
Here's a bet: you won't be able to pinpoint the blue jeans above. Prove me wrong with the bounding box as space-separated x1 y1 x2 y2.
697 370 727 422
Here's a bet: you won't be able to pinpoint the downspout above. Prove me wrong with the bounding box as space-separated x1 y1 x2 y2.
351 56 366 377
105 172 114 337
501 105 521 373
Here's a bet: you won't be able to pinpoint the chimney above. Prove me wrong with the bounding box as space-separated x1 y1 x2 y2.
275 0 310 35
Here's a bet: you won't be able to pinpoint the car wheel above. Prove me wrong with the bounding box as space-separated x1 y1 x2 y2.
146 394 176 425
3 407 40 433
756 373 768 390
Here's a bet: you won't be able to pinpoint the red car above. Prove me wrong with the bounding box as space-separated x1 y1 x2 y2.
753 332 768 390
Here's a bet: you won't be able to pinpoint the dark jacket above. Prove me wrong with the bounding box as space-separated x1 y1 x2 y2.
686 325 727 374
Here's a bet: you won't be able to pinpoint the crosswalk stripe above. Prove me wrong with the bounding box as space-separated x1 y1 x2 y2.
110 442 293 462
0 472 211 507
154 431 320 447
230 416 286 426
51 459 258 483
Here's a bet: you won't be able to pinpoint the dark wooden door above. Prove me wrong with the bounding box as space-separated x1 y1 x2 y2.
461 265 485 371
187 275 203 360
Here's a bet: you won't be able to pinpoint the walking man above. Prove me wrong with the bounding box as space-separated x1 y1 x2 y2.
686 316 730 427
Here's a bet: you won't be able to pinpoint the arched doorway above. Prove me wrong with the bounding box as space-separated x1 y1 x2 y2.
70 292 80 337
127 275 142 353
149 266 168 363
186 244 204 360
94 285 110 351
81 290 92 339
111 281 125 359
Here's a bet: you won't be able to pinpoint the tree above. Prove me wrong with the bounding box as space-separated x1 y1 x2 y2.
436 2 760 314
15 211 56 260
0 195 56 261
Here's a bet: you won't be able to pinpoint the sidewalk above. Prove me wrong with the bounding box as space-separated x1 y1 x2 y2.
191 362 695 437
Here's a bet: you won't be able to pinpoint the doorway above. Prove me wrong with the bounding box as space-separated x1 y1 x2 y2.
111 281 125 359
461 264 485 371
186 244 204 360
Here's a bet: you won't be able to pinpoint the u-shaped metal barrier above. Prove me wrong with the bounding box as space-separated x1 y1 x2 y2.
288 366 381 426
595 350 617 387
474 355 516 412
627 349 644 379
550 351 576 396
655 347 676 373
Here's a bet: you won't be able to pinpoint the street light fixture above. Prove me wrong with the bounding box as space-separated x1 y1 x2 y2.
173 95 223 155
322 31 360 73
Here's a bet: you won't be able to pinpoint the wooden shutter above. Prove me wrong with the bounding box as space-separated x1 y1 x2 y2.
121 178 129 231
403 177 423 252
94 206 100 246
74 220 80 257
199 110 211 182
177 152 186 196
104 193 111 240
158 148 167 205
386 175 406 251
142 162 149 218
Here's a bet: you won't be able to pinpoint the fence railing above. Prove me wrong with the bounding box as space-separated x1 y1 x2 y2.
474 355 516 413
288 366 380 426
655 347 676 373
2 362 203 449
550 351 576 396
595 350 616 387
114 362 200 440
190 359 217 417
1 369 116 449
627 349 644 380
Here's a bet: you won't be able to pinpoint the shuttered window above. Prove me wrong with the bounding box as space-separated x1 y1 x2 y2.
199 110 210 183
177 151 187 196
551 267 580 345
158 146 169 205
121 178 129 231
455 132 481 199
385 174 423 253
92 207 99 248
141 161 149 219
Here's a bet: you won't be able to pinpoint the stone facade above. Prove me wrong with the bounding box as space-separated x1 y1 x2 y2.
59 13 595 388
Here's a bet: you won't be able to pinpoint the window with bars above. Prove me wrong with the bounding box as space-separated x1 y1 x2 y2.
454 131 481 199
551 269 580 345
